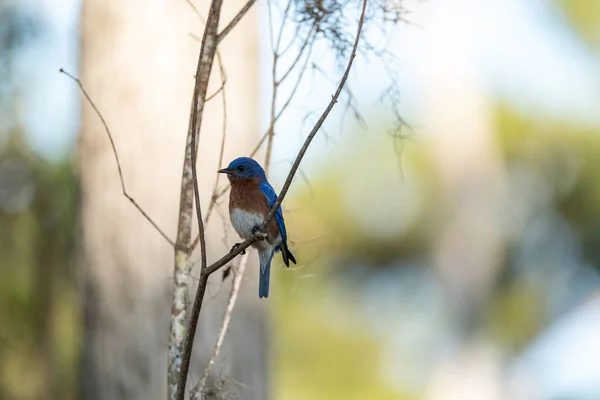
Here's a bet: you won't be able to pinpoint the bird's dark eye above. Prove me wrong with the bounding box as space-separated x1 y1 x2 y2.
238 165 245 172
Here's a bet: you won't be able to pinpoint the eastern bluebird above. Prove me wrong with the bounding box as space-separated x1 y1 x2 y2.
218 157 296 298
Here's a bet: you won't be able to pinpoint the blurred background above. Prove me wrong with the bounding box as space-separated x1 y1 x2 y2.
1 0 600 399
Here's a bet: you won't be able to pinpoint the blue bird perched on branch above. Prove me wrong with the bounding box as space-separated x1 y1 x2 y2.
218 157 296 298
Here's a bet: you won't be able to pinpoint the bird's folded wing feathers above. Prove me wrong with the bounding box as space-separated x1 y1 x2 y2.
259 182 287 242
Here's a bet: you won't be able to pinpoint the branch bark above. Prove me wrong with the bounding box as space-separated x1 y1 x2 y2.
169 0 224 399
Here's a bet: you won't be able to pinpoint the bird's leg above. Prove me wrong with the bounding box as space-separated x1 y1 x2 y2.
252 226 267 240
230 243 246 255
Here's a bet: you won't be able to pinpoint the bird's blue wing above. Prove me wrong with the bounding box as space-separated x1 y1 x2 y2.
259 181 287 242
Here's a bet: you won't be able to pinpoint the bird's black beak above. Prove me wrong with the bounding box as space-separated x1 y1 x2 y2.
218 168 233 175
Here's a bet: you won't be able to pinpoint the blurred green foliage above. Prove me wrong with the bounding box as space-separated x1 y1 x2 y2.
0 133 79 400
273 276 417 400
274 103 600 398
557 0 600 52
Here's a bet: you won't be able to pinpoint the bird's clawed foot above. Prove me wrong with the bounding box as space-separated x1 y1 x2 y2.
230 243 246 255
252 226 267 240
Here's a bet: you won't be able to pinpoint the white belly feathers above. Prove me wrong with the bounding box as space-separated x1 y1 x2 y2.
230 208 265 240
230 208 283 248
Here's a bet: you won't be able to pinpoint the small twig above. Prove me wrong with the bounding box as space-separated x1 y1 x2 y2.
203 51 228 226
265 0 276 51
185 1 229 253
192 253 249 398
59 68 175 247
249 125 272 159
185 0 205 24
261 21 318 171
205 83 225 102
274 36 316 121
216 0 257 44
177 0 368 397
262 0 368 225
277 24 316 85
274 0 293 54
279 23 303 58
185 8 227 106
264 0 295 173
189 49 227 251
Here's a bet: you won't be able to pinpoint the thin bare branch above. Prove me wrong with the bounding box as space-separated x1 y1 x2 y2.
205 83 225 102
186 3 229 253
190 49 228 252
265 74 277 174
185 0 205 22
266 0 276 51
279 23 303 58
192 253 249 398
249 126 272 158
59 68 175 247
277 24 316 85
266 18 319 171
263 0 368 225
190 0 222 275
185 2 227 106
217 0 257 44
264 0 295 172
206 50 228 225
274 37 316 121
274 0 293 54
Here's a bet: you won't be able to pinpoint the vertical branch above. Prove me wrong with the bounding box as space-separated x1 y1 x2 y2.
185 0 230 253
192 253 250 399
200 51 228 231
170 1 223 399
264 0 293 175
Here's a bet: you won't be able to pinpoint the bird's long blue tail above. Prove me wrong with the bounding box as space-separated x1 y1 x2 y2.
258 250 272 298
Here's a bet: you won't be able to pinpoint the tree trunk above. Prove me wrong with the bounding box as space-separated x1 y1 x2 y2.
77 0 266 398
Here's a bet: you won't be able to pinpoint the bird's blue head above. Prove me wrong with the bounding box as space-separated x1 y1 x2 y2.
218 157 266 182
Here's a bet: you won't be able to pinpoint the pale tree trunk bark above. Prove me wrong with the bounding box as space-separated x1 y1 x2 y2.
78 0 267 399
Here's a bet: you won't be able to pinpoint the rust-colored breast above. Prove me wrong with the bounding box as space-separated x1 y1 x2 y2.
229 177 280 240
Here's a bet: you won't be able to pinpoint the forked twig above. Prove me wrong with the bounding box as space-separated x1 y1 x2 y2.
59 68 175 247
217 0 258 44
